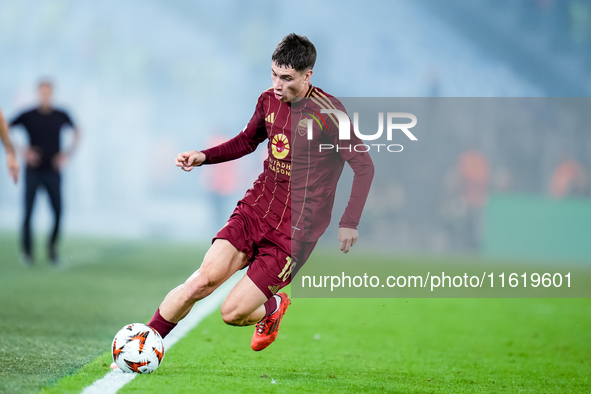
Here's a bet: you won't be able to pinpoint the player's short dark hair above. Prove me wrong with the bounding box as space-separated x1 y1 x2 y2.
272 33 316 72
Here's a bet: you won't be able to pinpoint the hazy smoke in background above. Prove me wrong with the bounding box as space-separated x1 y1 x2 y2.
2 0 587 253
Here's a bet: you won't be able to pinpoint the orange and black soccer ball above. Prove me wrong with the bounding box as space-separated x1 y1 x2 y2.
112 323 164 373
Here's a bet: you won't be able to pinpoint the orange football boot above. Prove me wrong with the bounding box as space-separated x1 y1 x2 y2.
251 292 291 351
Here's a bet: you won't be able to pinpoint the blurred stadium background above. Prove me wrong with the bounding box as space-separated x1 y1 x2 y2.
0 0 590 255
1 1 591 393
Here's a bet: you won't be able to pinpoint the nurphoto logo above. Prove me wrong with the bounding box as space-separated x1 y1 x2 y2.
306 110 418 153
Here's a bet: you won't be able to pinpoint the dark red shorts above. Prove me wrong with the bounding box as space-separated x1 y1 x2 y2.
214 203 317 298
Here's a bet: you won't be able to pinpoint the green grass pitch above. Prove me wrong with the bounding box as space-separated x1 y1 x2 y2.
0 234 589 393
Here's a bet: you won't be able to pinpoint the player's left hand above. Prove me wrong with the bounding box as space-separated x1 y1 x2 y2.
52 152 68 171
338 227 358 253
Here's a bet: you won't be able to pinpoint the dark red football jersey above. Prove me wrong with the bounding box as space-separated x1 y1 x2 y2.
202 85 374 242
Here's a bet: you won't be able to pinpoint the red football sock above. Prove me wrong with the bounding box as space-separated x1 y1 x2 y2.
148 309 177 338
263 295 281 318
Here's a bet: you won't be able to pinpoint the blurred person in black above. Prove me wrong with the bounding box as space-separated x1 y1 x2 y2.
9 80 81 265
0 106 19 183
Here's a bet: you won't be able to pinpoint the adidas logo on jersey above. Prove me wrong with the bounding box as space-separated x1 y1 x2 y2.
265 113 275 123
268 285 280 295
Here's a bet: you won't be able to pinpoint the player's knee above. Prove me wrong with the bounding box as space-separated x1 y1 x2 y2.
182 271 217 302
220 303 248 326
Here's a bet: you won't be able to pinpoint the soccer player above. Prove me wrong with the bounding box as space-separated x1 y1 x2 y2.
9 80 81 265
0 107 19 183
147 34 374 352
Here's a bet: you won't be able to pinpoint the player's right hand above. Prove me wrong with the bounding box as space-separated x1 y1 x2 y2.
24 148 41 168
175 150 206 171
6 151 18 183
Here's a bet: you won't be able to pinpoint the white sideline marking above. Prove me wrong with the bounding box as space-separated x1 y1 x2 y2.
81 274 240 394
